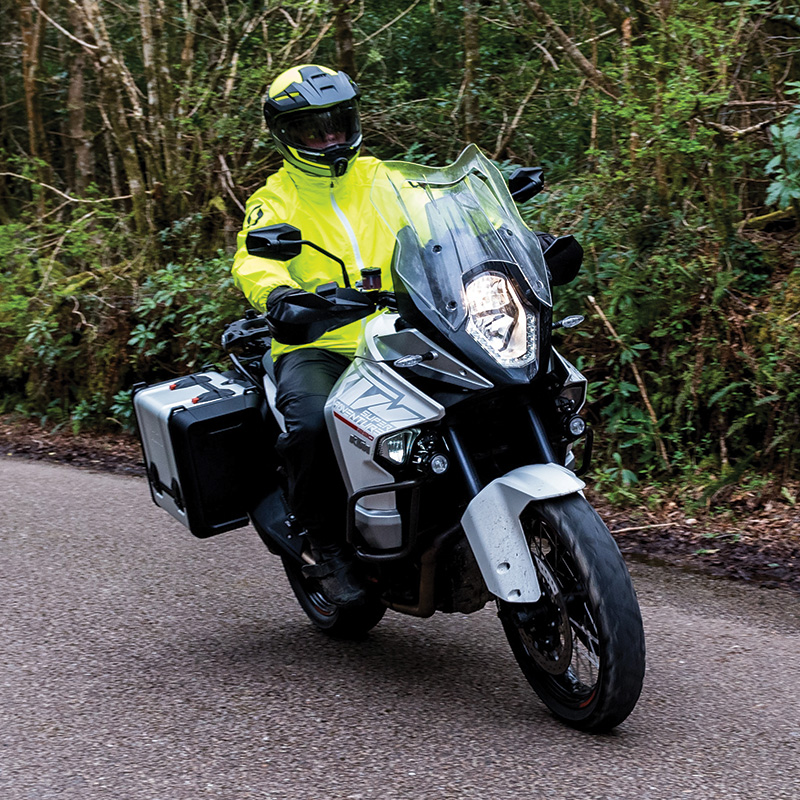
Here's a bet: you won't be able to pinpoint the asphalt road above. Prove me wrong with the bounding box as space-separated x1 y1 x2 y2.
2 457 799 800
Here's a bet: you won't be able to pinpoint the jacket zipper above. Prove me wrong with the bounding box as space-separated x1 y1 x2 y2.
330 188 364 278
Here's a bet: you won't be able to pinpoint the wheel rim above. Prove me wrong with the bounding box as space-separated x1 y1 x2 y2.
514 516 602 708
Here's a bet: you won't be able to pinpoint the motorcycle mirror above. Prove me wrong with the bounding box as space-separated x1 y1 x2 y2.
552 315 585 330
247 223 352 289
246 223 303 261
508 167 544 203
543 235 584 286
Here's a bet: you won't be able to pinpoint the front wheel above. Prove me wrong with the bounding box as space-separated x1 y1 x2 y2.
282 557 386 639
498 495 645 732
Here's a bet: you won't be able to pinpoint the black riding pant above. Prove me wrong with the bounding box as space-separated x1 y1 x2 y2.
274 348 351 545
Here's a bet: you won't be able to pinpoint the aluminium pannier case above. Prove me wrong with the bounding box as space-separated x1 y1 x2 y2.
133 371 268 538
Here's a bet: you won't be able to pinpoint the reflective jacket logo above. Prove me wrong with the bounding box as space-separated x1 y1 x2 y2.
246 205 265 228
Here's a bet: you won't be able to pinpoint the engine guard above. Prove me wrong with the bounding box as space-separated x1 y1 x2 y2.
460 464 586 603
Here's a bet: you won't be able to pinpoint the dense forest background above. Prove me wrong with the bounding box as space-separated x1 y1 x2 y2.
1 0 799 500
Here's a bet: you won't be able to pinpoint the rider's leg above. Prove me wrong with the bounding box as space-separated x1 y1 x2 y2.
273 348 365 606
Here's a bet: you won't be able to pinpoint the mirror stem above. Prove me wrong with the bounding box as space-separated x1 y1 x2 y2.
301 241 350 288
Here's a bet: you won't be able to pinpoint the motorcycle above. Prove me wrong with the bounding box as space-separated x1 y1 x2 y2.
133 145 645 732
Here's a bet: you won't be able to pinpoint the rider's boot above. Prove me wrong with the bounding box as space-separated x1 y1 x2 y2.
302 539 367 608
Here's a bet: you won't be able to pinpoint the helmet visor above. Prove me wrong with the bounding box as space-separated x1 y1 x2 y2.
276 102 361 151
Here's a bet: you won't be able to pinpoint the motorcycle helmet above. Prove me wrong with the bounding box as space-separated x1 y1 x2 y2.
264 64 362 179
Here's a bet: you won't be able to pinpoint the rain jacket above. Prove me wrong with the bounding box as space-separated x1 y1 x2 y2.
232 156 397 362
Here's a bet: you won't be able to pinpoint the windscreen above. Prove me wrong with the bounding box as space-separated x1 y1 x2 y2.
370 145 551 333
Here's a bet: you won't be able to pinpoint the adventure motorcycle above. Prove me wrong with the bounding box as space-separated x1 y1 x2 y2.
133 145 645 732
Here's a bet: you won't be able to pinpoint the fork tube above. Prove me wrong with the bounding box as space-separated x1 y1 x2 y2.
526 405 557 463
444 426 482 499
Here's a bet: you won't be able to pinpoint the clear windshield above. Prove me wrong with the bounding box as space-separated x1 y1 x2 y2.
370 145 551 333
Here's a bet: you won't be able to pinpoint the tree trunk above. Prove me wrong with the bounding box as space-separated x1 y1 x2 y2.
139 0 159 117
463 0 480 143
0 46 12 221
521 0 619 100
66 4 93 195
622 16 637 166
590 0 631 34
139 0 172 191
16 0 52 203
76 0 150 232
334 0 356 76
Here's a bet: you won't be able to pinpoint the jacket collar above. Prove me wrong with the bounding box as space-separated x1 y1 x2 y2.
283 160 354 193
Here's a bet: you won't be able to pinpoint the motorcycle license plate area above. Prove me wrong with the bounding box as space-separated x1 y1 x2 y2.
133 371 270 538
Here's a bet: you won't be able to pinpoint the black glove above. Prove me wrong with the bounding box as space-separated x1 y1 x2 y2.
266 286 375 345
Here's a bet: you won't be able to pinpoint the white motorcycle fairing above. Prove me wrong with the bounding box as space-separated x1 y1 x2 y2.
460 464 586 603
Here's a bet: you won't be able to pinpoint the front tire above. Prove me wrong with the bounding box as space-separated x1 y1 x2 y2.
282 557 386 639
498 495 645 732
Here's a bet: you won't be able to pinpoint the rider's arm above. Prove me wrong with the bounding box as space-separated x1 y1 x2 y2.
265 285 375 345
231 189 302 313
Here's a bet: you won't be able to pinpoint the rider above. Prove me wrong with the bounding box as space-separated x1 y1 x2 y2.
232 64 396 607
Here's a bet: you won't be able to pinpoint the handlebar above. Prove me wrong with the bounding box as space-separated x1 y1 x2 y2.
315 281 397 312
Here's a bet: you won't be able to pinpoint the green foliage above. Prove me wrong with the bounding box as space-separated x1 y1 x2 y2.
127 255 243 377
765 84 800 208
1 0 798 485
0 206 244 431
591 451 640 505
109 390 135 431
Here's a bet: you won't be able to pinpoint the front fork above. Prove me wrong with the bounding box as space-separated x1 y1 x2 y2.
449 407 586 604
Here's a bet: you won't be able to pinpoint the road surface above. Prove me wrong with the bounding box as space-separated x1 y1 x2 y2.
1 457 798 799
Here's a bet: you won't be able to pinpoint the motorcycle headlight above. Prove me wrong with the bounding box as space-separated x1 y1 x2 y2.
464 272 537 367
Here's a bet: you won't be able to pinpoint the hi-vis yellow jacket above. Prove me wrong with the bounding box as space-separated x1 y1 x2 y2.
232 156 397 362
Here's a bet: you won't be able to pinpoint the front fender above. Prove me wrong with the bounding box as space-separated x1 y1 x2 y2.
460 464 585 603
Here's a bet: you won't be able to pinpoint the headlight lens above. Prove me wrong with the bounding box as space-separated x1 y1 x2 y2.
464 272 537 367
377 428 420 465
567 414 586 438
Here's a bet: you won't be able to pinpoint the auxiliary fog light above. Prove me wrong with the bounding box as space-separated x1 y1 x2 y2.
429 454 449 475
566 414 586 439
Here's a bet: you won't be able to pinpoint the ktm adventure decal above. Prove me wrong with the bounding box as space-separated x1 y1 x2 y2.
332 369 428 439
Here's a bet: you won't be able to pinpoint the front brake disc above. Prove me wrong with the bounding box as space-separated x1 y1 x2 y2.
518 554 573 675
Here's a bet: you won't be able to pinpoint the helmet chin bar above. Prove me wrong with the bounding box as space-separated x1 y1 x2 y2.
275 136 361 178
333 157 349 177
